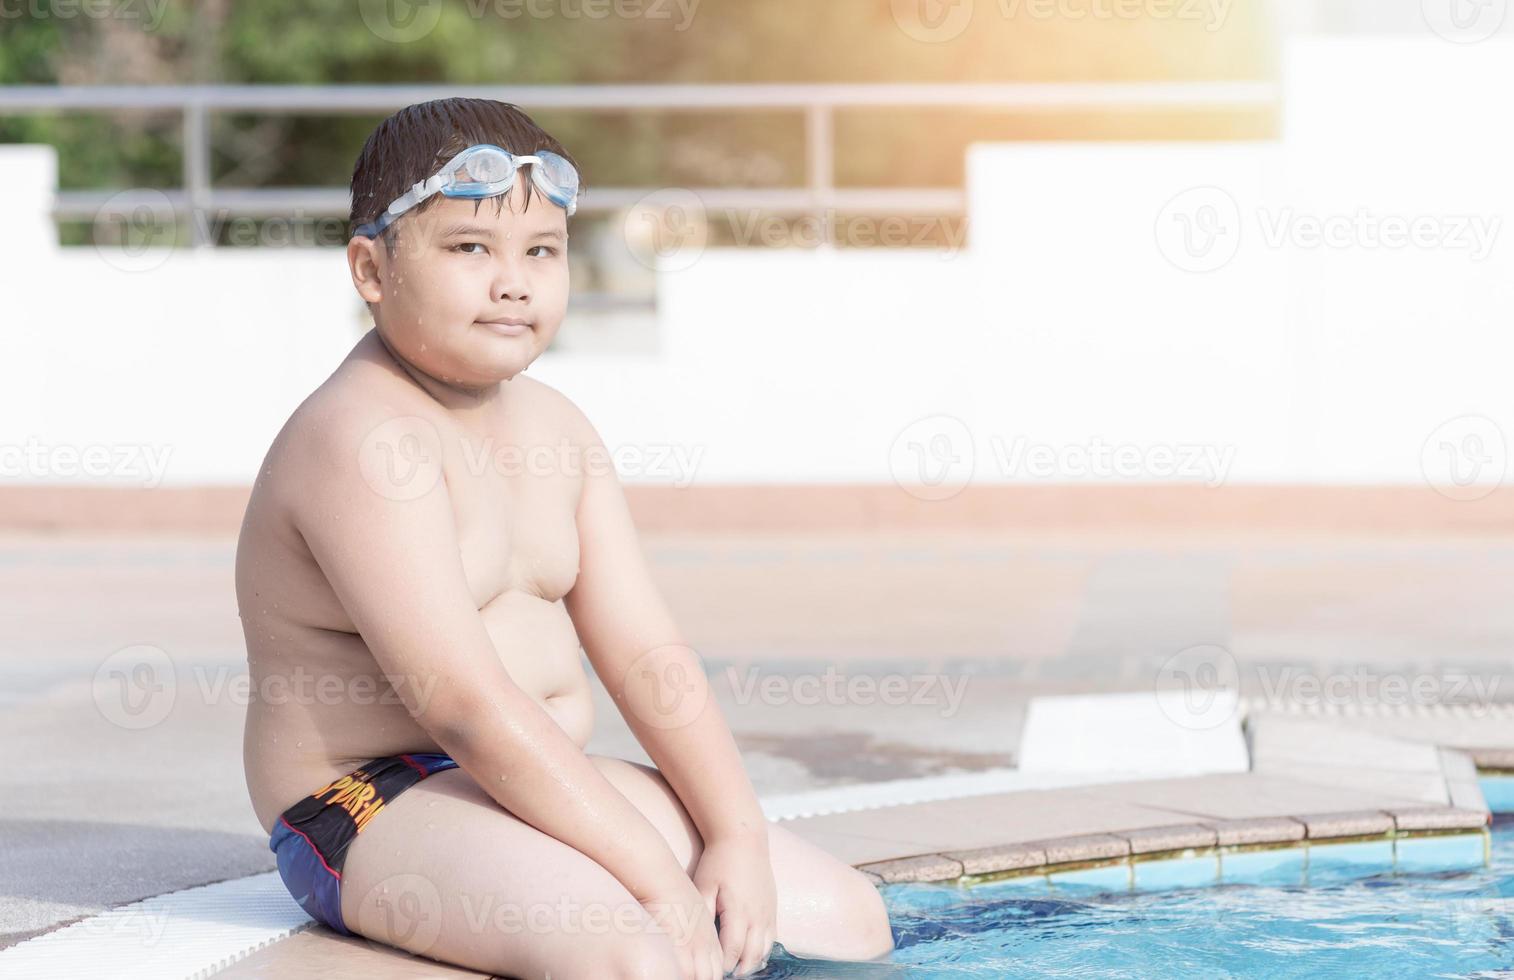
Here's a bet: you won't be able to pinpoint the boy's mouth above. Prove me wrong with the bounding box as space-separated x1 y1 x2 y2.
477 318 533 338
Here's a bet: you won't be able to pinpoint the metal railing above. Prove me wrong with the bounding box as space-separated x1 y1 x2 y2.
0 82 1279 246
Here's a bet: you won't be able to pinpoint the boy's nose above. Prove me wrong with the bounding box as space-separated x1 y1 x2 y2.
491 262 530 303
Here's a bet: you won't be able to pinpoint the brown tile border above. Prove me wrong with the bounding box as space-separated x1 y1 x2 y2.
1122 824 1218 855
939 842 1046 876
7 484 1514 533
1388 806 1492 832
855 805 1491 885
1205 817 1306 847
1295 810 1396 839
860 854 966 885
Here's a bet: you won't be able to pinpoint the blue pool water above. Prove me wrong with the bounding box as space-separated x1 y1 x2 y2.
757 819 1513 978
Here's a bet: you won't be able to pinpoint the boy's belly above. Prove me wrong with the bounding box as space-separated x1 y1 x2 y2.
244 592 594 835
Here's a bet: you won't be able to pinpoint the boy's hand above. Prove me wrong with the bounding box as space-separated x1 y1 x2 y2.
692 834 778 977
640 883 724 980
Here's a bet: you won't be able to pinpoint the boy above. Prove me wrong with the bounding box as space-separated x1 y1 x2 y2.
236 98 895 980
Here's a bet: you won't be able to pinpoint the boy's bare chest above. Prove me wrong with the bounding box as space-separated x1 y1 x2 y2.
441 426 583 608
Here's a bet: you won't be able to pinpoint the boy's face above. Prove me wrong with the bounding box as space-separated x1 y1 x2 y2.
348 177 569 387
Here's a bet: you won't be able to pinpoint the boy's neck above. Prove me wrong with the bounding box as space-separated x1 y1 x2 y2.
369 327 509 424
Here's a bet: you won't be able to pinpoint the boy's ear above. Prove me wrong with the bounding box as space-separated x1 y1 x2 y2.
347 235 385 304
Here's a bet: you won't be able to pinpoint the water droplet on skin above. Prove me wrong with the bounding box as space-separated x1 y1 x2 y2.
296 741 303 747
426 823 435 830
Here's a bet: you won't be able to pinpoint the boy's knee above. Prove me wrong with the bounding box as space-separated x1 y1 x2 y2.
840 872 895 960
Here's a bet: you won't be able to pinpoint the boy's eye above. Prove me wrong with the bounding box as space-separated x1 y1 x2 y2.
451 242 487 254
529 245 558 258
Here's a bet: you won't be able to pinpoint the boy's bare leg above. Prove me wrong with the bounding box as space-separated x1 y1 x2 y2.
588 755 897 964
339 756 894 977
338 767 679 979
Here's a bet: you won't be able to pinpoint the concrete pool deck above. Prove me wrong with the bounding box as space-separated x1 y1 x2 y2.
9 703 1505 979
3 528 1512 976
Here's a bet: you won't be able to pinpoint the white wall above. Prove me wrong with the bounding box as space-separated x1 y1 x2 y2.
2 37 1511 489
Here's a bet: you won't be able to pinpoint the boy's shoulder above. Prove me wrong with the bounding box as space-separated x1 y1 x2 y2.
508 373 598 442
263 365 602 498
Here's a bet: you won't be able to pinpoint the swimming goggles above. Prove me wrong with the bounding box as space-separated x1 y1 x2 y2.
354 143 580 239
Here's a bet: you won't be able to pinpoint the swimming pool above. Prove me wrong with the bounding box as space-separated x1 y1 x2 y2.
760 812 1512 976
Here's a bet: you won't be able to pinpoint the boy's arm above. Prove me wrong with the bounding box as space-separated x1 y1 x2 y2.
290 409 699 909
561 421 767 846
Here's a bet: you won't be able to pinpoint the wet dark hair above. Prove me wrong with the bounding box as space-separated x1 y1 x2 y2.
348 97 580 244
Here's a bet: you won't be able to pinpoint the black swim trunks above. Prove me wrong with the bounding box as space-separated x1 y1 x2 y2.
268 752 459 934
